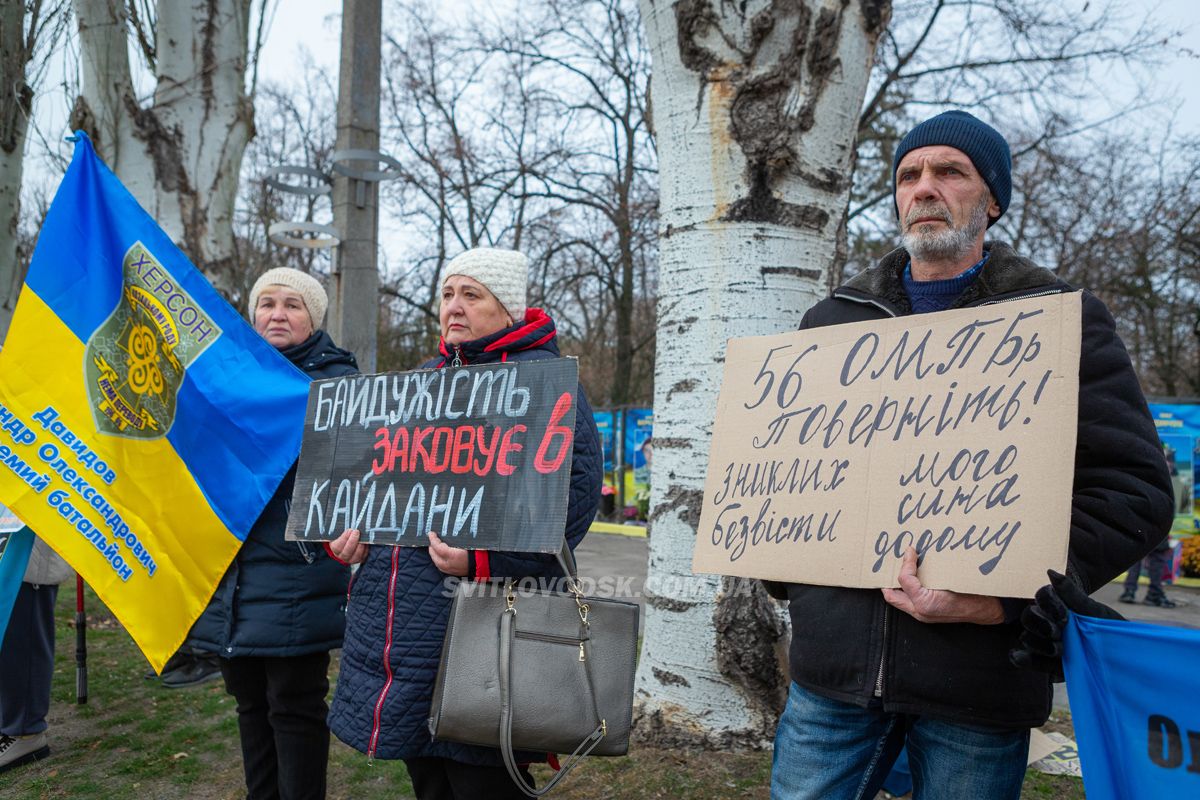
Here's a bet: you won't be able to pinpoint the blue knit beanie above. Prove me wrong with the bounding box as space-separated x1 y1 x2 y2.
893 110 1011 227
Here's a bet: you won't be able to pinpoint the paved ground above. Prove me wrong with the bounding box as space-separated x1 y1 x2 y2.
574 529 649 624
1090 577 1200 628
576 529 1200 709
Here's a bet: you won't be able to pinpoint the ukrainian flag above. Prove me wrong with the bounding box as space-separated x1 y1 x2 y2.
0 132 311 671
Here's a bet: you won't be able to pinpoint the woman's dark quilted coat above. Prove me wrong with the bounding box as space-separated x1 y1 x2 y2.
328 309 602 765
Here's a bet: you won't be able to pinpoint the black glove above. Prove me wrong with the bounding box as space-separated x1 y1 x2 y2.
1008 569 1124 682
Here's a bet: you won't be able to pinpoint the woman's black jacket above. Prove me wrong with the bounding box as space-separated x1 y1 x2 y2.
190 329 358 658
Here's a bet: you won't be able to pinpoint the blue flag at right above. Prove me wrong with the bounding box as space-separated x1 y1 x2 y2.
1063 613 1200 797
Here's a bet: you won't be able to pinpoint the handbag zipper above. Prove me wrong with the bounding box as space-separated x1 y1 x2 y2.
515 630 588 662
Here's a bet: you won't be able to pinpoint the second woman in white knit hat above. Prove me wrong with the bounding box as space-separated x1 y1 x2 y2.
438 247 527 356
186 266 357 800
327 247 603 799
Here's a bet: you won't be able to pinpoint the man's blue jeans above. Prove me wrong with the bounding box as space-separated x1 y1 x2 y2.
771 682 1029 800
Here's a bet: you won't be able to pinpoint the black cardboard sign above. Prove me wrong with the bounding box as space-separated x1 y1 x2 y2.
285 358 579 553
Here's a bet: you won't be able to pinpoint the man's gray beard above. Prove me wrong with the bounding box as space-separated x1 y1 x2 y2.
902 193 991 264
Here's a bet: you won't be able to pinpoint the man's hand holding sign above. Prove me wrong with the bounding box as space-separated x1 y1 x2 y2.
882 547 1005 625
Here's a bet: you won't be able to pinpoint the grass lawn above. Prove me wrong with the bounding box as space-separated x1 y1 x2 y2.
0 587 1084 799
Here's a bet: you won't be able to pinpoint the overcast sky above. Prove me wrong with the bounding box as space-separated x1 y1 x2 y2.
256 0 1200 136
24 0 1200 202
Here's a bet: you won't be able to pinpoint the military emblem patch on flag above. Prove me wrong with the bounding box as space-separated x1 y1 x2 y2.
85 243 223 438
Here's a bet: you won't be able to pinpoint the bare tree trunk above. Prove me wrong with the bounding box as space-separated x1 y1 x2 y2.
634 0 889 748
0 1 32 339
612 208 637 405
0 1 60 338
72 0 257 284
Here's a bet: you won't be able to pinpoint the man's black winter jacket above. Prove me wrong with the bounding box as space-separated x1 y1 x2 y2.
773 242 1173 729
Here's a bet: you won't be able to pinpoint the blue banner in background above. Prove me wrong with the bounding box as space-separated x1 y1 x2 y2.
1063 613 1200 798
625 408 653 490
593 411 614 474
1147 403 1200 527
0 527 34 646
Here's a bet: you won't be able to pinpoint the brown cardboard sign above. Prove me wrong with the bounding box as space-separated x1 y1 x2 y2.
692 292 1082 597
285 358 579 553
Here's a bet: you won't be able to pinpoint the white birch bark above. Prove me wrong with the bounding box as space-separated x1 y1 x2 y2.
73 0 256 281
635 0 890 747
0 127 23 335
0 0 35 337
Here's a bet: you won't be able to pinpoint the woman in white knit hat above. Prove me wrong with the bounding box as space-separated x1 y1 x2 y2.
187 267 358 800
326 248 603 799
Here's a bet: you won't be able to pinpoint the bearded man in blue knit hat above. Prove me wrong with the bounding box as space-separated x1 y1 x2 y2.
765 110 1173 800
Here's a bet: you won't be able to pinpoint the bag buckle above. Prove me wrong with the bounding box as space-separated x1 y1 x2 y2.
505 580 516 614
565 577 590 627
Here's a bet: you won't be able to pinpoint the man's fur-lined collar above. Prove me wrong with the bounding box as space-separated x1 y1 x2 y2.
840 241 1064 313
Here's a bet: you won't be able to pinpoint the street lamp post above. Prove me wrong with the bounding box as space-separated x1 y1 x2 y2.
330 0 383 372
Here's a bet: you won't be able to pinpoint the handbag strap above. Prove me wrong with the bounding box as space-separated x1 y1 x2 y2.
499 605 605 797
554 538 577 581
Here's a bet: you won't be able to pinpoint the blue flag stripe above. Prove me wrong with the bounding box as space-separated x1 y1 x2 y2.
25 142 126 342
167 348 308 538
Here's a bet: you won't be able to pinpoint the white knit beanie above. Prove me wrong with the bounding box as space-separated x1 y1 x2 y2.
441 248 527 321
248 267 328 329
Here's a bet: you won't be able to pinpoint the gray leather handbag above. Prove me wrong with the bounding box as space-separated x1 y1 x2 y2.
428 541 639 796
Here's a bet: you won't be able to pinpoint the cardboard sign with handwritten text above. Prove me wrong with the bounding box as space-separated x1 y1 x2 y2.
692 292 1081 597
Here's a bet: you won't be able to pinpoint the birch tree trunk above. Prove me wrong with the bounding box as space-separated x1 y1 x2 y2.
72 0 257 285
0 1 64 337
0 1 33 339
634 0 890 748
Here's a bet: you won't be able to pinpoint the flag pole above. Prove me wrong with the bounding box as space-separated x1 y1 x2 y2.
75 573 87 704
